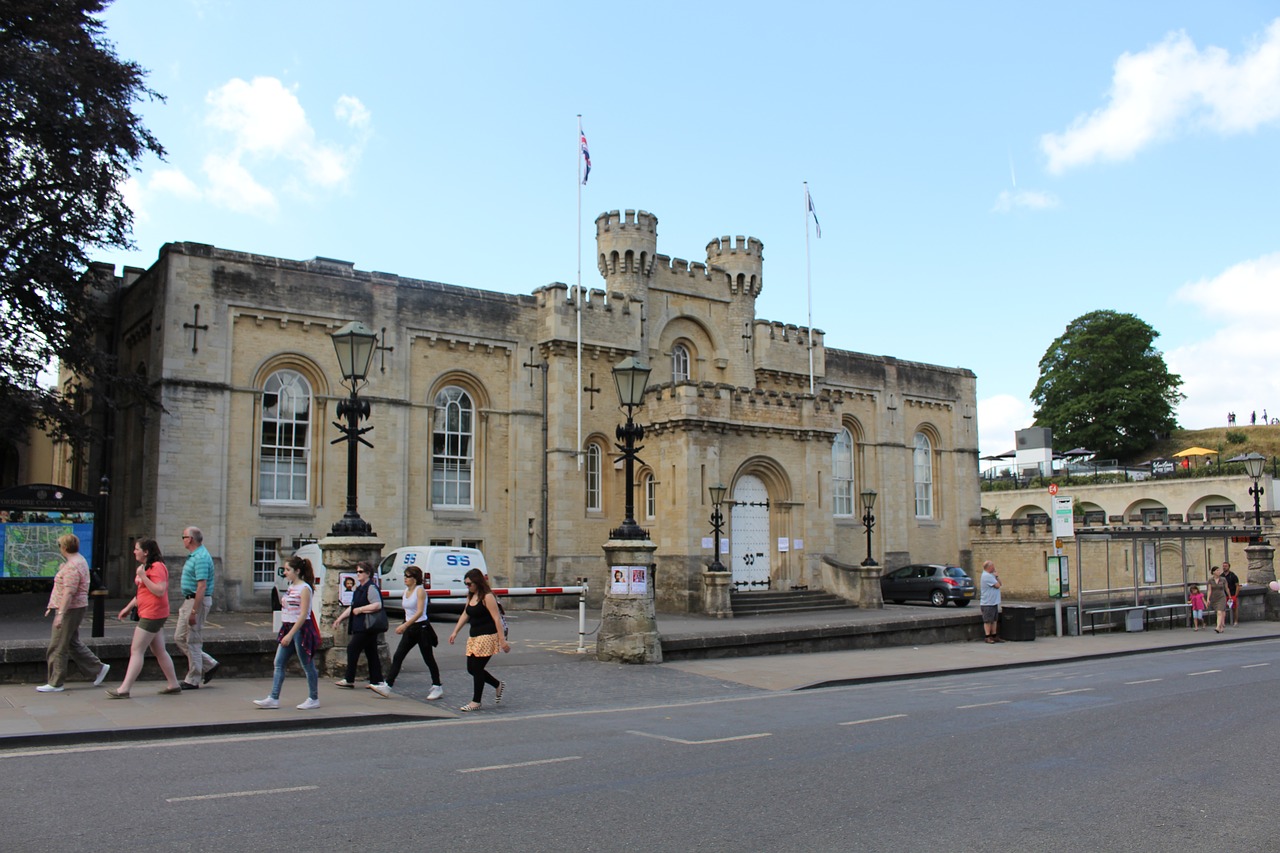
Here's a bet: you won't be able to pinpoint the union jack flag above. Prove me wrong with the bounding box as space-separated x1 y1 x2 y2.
580 127 591 185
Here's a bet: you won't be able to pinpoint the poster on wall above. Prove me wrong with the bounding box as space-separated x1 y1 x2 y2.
1143 542 1157 584
610 566 647 594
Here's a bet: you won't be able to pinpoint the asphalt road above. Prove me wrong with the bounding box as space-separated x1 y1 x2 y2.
8 640 1278 852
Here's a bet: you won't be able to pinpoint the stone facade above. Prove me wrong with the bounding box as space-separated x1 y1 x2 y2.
77 209 980 612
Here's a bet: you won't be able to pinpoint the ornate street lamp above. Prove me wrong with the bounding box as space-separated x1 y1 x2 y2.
860 488 878 566
330 321 378 536
610 356 652 540
707 483 727 572
1228 452 1266 530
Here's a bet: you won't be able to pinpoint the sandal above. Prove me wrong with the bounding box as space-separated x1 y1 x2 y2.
459 701 481 712
105 688 130 699
495 681 506 704
158 686 183 695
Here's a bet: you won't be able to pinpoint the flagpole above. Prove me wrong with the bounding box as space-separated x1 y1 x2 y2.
804 182 814 395
576 115 584 470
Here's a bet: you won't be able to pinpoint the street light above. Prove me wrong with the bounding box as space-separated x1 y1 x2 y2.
1229 452 1266 530
860 488 878 566
329 321 378 536
707 483 727 572
610 356 652 540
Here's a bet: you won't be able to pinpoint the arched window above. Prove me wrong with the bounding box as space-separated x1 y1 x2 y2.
643 472 656 519
432 386 474 508
914 432 933 518
585 443 603 511
260 369 312 503
832 428 854 516
672 343 690 383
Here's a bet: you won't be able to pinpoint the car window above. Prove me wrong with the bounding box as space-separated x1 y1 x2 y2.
944 567 968 579
888 567 912 580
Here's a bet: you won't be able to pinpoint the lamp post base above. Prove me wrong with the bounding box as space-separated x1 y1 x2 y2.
702 570 733 618
597 539 662 664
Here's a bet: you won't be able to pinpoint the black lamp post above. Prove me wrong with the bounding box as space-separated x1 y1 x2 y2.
330 321 378 536
860 488 878 566
610 356 652 540
708 483 727 572
1230 452 1266 530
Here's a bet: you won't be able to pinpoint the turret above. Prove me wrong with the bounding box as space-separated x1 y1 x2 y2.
706 235 763 298
595 209 658 299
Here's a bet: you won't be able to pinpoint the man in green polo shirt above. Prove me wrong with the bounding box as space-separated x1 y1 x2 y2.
176 526 220 689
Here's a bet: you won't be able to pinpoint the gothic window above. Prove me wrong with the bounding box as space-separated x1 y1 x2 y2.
586 443 603 511
432 386 474 508
644 472 656 519
833 428 854 517
259 369 312 503
914 432 934 518
672 344 690 383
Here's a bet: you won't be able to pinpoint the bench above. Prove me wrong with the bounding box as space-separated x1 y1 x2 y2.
1083 605 1145 634
1145 603 1190 629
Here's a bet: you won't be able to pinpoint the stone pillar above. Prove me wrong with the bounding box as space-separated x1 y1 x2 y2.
597 539 662 663
318 535 387 677
702 570 733 618
1245 543 1279 621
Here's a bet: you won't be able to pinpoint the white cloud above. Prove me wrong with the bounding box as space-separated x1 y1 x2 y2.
1042 19 1280 173
1168 253 1280 429
978 393 1035 461
335 95 371 130
121 168 202 223
991 189 1060 213
202 151 277 216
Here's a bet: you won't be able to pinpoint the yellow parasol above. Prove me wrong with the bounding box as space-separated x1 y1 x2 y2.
1173 447 1218 457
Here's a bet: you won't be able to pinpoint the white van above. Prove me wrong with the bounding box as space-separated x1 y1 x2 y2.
377 546 488 614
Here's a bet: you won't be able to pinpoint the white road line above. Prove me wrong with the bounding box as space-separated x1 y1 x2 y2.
166 785 317 803
1188 669 1221 676
1047 688 1094 696
1242 663 1270 669
627 730 772 745
1125 678 1163 685
839 714 907 727
956 700 1011 709
458 756 581 773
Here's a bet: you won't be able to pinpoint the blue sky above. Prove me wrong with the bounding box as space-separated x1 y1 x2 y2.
97 1 1280 459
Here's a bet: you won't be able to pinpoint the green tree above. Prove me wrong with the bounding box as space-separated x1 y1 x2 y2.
0 0 164 444
1031 310 1183 459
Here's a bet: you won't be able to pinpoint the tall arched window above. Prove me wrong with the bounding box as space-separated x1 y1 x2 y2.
832 428 854 516
672 344 690 383
433 386 474 508
260 369 312 503
585 443 603 511
643 472 656 519
914 432 934 518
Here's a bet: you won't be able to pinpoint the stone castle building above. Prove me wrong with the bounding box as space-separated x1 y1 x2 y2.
70 208 980 612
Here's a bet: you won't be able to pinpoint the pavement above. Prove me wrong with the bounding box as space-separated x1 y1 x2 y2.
2 595 1278 748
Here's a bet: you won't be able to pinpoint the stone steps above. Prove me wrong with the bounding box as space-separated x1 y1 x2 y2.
729 590 856 616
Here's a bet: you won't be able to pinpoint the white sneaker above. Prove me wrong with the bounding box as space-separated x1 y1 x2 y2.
368 682 392 698
252 697 279 709
426 685 444 701
35 684 63 693
93 663 111 686
296 697 321 710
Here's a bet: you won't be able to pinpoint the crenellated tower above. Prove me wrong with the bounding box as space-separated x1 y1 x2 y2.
595 209 658 299
706 235 764 298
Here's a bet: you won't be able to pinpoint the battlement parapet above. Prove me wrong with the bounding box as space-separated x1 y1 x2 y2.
595 209 658 235
705 235 764 260
652 254 712 280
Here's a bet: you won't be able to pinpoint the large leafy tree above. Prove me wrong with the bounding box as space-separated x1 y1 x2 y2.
1031 310 1183 459
0 0 164 445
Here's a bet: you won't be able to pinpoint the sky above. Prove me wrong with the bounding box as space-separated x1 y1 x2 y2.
94 1 1280 461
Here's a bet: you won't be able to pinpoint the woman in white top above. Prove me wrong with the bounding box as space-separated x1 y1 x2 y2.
373 565 443 700
254 555 321 709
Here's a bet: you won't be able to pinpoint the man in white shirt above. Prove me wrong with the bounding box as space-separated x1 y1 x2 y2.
980 560 1004 644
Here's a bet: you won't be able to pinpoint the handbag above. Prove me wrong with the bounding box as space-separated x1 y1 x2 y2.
364 602 388 634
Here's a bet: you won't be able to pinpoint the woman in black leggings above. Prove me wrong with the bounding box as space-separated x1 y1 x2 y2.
375 566 443 700
331 561 386 690
448 568 510 711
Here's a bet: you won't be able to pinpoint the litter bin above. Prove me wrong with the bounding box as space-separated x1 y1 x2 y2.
999 605 1037 642
1065 604 1079 637
1125 607 1145 633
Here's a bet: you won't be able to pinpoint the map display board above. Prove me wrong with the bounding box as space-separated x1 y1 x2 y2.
0 484 98 580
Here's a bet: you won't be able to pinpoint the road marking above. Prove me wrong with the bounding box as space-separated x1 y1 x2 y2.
956 700 1010 709
627 730 772 745
458 756 581 773
1188 669 1221 676
1046 688 1094 696
166 785 317 803
1125 678 1162 685
839 714 907 726
1242 663 1270 669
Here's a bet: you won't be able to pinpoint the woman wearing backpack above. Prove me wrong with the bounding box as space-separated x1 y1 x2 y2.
448 567 509 711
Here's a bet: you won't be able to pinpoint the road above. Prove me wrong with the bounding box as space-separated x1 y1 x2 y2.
7 640 1278 852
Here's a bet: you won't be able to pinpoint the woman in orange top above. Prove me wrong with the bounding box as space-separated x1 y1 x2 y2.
106 538 182 698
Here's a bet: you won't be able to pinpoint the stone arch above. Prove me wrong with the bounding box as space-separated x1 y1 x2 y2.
1123 498 1168 522
427 372 492 510
249 354 328 507
1010 502 1050 520
252 352 330 398
656 315 717 384
1187 493 1237 521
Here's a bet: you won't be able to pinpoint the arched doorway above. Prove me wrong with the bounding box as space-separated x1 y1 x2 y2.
730 474 770 587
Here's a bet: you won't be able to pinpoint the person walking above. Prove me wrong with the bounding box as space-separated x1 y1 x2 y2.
254 555 322 710
980 560 1004 644
175 526 219 689
37 533 110 692
448 568 510 712
1223 561 1241 626
332 561 388 691
372 565 443 700
1208 565 1229 634
1188 583 1207 631
106 538 183 698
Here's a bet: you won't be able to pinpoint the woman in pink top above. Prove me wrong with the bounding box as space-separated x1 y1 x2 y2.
37 534 109 692
106 538 182 698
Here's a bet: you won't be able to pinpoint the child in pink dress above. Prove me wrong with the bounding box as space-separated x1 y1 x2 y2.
1188 584 1207 631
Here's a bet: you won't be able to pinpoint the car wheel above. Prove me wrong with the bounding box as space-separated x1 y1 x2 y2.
930 589 947 607
954 599 971 607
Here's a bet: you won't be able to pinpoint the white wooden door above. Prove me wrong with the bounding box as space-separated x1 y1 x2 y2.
730 475 770 586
